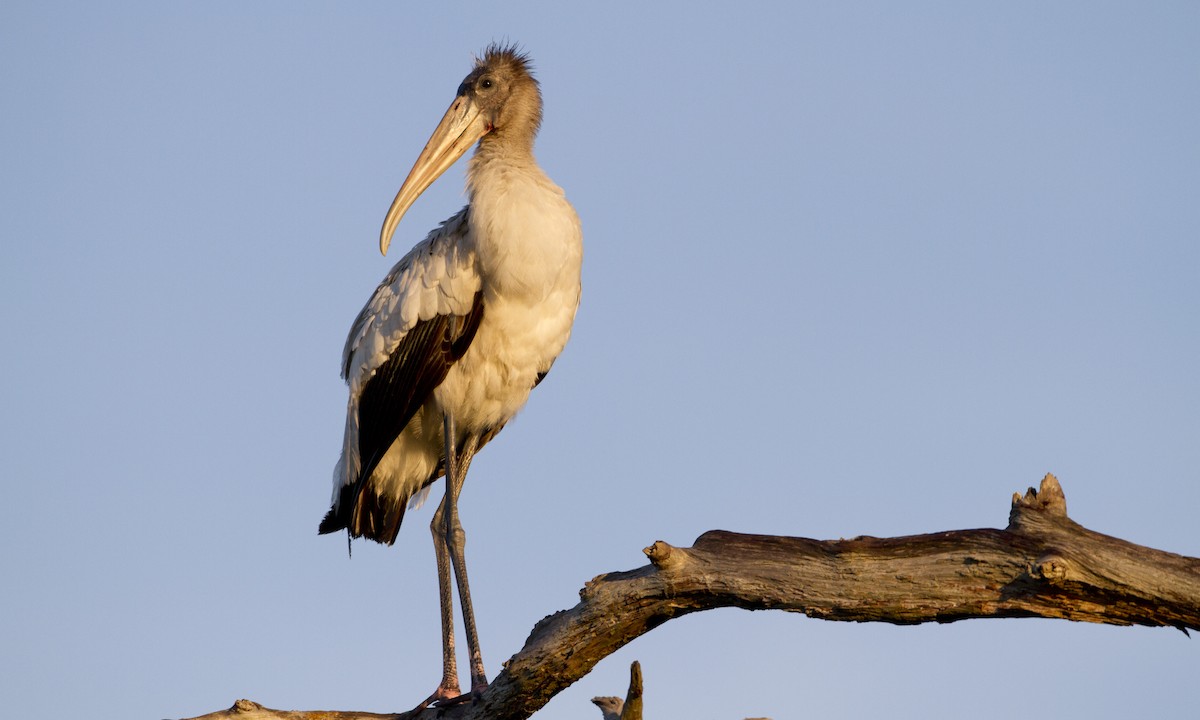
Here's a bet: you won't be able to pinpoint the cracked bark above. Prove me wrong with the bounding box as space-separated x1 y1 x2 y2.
180 474 1200 720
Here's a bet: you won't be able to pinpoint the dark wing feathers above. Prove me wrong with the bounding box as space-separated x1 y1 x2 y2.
318 291 484 544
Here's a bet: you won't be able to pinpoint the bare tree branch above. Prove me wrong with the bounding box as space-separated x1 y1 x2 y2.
620 661 642 720
180 474 1200 720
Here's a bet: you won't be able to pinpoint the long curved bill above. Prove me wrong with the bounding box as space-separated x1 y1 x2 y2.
380 95 491 255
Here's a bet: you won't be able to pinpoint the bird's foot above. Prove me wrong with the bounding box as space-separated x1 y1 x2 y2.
469 675 490 700
431 691 474 708
411 681 465 713
424 678 488 709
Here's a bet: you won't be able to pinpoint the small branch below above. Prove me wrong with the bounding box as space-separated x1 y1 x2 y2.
591 660 641 720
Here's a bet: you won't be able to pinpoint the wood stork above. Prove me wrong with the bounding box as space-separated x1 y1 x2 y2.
319 44 583 705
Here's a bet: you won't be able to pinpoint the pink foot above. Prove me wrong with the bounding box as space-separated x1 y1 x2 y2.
406 681 463 715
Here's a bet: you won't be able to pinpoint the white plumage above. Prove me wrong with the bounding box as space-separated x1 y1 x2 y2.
332 209 479 505
332 163 581 519
320 44 582 706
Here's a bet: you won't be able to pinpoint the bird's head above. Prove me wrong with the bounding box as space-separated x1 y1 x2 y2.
459 45 542 145
380 44 542 255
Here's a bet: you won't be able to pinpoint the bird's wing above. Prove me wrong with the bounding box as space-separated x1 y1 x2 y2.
322 208 482 536
354 290 483 495
341 207 478 388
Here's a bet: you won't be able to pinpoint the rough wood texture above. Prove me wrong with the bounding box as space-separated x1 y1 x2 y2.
180 475 1200 720
181 698 405 720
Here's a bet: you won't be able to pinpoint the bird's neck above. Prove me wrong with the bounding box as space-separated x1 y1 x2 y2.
466 141 544 202
473 128 537 165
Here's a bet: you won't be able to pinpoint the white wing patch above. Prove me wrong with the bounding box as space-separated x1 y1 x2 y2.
331 208 481 503
407 484 433 511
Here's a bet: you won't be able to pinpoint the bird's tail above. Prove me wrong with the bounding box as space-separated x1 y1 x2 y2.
318 480 407 546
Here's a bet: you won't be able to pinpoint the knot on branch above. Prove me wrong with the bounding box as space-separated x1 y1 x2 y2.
1032 553 1071 584
644 540 687 571
1009 473 1068 530
232 700 262 714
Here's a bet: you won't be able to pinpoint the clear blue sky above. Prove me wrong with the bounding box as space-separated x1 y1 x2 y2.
2 3 1197 719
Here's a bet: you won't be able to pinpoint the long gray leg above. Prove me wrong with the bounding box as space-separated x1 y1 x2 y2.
442 413 488 696
423 491 460 705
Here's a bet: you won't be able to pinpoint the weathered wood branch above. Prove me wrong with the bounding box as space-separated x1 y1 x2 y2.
181 474 1200 720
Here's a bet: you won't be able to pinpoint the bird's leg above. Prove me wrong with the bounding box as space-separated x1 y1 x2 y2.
422 491 461 707
443 414 488 697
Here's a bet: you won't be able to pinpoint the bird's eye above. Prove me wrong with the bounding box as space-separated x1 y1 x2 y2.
480 78 494 90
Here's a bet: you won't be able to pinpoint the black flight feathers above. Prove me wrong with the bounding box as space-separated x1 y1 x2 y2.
318 292 484 544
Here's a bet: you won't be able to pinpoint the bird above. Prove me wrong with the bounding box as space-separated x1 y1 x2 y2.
319 44 583 706
591 696 625 720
